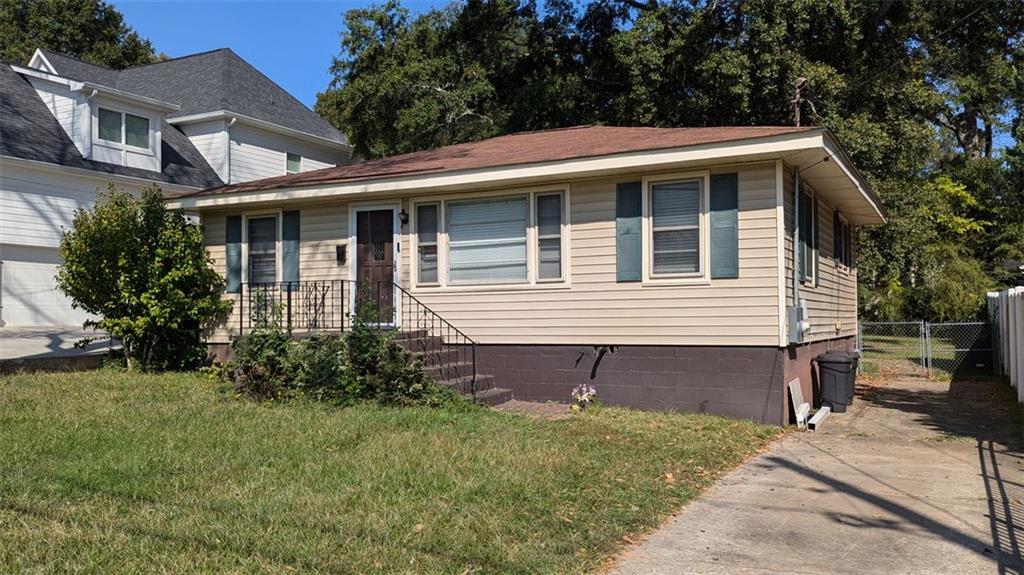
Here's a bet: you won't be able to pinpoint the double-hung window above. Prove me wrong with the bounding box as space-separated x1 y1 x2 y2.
650 179 702 275
416 204 439 284
97 107 150 150
834 212 853 268
286 152 302 174
798 190 817 283
446 196 529 285
413 189 567 288
247 216 278 284
536 193 563 280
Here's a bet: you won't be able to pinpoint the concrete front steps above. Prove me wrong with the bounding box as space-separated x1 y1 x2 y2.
395 331 512 406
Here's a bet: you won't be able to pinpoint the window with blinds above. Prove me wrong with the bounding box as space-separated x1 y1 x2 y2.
799 190 817 283
447 197 528 284
650 180 701 275
417 203 439 284
536 193 563 280
247 216 277 284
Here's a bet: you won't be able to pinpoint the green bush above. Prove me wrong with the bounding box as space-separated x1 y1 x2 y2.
225 295 468 409
229 326 291 401
57 184 232 370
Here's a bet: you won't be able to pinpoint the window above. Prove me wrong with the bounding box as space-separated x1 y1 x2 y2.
286 152 302 174
536 193 563 280
799 190 817 282
248 216 278 284
416 203 439 284
446 196 528 285
98 108 121 143
97 107 150 149
125 114 149 148
835 212 853 268
650 180 702 275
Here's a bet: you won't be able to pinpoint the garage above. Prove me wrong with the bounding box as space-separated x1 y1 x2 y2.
1 244 90 326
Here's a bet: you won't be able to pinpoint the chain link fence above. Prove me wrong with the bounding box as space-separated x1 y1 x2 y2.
858 321 994 377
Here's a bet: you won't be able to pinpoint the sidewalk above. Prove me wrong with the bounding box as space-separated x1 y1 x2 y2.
611 374 1024 575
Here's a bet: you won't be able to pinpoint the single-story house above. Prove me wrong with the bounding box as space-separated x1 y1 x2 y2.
166 125 885 424
0 48 350 327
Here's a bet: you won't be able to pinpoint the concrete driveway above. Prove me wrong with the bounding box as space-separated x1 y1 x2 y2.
612 374 1024 575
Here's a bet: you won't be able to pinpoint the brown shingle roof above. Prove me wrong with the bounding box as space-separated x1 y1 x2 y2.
179 125 815 198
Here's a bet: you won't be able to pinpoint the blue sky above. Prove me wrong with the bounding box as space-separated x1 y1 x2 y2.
113 1 442 109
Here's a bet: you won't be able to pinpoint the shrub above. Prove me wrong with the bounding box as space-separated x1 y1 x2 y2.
288 333 361 401
57 184 232 370
229 325 291 401
224 293 470 409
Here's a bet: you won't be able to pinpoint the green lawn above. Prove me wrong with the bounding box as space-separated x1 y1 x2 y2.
0 371 779 574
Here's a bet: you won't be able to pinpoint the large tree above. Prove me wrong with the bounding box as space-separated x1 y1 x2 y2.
317 0 1023 320
0 0 155 68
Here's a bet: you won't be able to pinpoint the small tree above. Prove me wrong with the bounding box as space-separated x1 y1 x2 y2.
57 184 232 370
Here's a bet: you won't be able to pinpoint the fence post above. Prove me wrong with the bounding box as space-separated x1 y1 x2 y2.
286 282 293 335
925 322 933 377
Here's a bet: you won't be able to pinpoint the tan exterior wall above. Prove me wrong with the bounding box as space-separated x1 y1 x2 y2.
783 164 858 342
201 162 785 346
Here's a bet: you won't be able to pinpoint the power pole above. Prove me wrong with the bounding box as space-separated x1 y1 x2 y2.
791 77 808 127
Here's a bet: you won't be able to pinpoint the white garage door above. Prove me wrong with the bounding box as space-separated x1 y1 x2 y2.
1 245 90 326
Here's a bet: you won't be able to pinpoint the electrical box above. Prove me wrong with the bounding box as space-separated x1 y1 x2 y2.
787 301 811 344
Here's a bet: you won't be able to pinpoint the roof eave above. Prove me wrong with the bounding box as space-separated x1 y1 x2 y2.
166 128 830 209
167 110 351 152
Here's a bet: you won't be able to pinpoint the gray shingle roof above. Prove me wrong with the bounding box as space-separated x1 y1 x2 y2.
38 48 347 145
1 63 223 189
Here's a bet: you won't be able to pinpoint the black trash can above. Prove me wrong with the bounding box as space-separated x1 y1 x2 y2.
848 350 861 403
816 352 856 413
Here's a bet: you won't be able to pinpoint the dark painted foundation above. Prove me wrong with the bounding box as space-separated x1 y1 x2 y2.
477 337 855 425
476 344 787 423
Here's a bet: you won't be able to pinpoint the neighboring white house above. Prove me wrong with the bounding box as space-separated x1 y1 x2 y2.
0 48 351 326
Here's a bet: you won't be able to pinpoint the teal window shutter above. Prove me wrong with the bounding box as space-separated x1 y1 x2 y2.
616 182 642 282
710 174 739 279
282 210 300 285
225 215 241 293
812 197 820 287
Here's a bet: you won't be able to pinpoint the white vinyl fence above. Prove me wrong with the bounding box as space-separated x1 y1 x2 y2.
989 287 1024 403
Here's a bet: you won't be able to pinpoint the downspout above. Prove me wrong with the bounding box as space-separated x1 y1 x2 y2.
793 166 801 307
225 117 237 184
84 89 98 158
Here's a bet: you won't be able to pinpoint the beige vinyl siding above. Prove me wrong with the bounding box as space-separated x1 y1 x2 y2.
201 162 785 345
202 202 351 340
783 164 858 341
398 163 781 346
228 124 344 183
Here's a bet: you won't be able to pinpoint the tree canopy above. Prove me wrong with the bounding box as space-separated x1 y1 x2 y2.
0 0 155 68
317 0 1024 320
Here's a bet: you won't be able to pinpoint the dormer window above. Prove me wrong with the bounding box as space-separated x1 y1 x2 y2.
286 152 302 174
97 107 151 150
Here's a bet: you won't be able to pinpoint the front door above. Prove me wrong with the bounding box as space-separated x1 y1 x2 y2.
355 209 395 324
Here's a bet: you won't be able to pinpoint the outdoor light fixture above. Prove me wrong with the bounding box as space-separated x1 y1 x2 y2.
399 208 409 225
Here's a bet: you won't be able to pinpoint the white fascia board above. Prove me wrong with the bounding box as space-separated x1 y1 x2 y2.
167 129 828 209
167 110 352 152
821 131 886 223
28 49 57 74
10 64 75 87
0 155 201 195
72 82 180 113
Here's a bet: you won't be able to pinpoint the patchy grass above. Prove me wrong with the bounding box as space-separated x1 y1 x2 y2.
0 370 779 574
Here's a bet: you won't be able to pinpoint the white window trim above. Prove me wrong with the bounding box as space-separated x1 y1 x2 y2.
799 188 818 285
835 211 852 275
241 210 283 285
413 202 441 287
94 106 154 154
534 191 567 283
641 170 711 286
409 184 572 292
286 152 302 174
